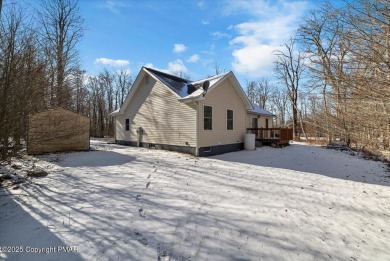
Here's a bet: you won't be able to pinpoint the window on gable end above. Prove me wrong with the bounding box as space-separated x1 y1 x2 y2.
125 119 129 131
227 109 233 130
204 105 212 130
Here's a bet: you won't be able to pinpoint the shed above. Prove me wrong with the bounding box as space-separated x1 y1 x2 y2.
27 108 90 155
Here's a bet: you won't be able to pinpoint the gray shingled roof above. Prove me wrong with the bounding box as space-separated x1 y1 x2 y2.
248 103 275 116
144 67 228 99
144 67 196 97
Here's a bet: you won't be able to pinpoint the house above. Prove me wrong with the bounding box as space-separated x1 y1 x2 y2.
248 103 275 129
111 67 274 156
27 108 90 155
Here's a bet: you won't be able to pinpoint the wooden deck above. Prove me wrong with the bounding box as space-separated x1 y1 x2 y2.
247 128 293 146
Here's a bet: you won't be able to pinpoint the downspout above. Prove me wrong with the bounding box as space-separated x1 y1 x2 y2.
113 116 116 142
194 100 200 157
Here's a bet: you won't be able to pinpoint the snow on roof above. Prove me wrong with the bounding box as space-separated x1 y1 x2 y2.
248 103 275 117
110 108 120 116
190 72 229 86
144 68 195 98
180 73 229 101
145 67 228 100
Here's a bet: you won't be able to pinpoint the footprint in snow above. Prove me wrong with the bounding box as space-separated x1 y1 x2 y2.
157 245 172 261
139 208 146 218
146 182 151 188
133 229 148 247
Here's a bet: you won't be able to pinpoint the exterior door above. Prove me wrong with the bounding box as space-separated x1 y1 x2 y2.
252 117 258 128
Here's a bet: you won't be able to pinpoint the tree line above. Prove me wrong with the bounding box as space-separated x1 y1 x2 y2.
246 0 389 154
0 0 132 159
1 0 389 159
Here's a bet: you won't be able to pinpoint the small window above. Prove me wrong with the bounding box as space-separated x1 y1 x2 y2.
203 147 212 152
227 109 233 130
125 119 129 131
204 105 212 130
265 118 269 129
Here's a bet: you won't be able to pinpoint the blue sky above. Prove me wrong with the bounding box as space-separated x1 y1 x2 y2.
77 0 325 84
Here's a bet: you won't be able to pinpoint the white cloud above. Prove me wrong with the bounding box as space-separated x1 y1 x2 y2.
173 43 187 53
201 20 210 25
144 59 188 75
211 31 231 39
95 58 129 67
144 63 154 68
187 54 200 63
167 59 188 73
229 17 297 77
231 41 276 77
227 0 309 77
224 0 309 77
97 1 132 14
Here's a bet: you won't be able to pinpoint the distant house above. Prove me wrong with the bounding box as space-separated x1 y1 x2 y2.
111 67 274 156
27 108 90 155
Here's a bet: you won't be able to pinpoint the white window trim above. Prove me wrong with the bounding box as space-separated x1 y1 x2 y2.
226 108 234 131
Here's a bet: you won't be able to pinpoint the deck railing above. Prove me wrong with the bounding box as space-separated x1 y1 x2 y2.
247 128 293 144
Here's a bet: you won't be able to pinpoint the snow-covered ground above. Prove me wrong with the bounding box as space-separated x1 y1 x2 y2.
1 140 390 261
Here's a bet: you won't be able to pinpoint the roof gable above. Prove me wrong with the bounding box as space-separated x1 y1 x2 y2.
111 67 254 115
145 67 236 100
179 72 253 110
144 68 196 97
111 67 194 116
111 68 147 116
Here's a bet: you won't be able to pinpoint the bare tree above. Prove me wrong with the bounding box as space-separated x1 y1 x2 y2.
296 0 389 152
245 79 272 110
257 79 271 109
273 39 305 139
115 69 133 109
0 2 46 159
85 69 134 138
344 0 390 150
298 3 352 143
245 81 257 104
270 87 289 126
38 0 84 107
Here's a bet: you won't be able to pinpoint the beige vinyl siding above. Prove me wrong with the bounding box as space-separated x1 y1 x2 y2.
116 75 196 147
247 114 273 128
198 77 247 147
115 115 126 140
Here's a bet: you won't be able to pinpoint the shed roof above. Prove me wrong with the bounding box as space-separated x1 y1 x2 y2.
29 107 90 119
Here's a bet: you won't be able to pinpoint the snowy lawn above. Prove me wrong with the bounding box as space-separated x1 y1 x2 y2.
1 140 390 260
